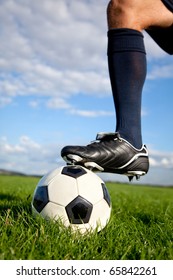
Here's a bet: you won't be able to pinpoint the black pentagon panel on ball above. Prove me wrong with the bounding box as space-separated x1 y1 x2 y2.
61 166 87 178
65 196 93 224
101 183 111 207
33 186 49 213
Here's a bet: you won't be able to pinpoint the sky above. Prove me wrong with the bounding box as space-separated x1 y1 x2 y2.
0 0 173 186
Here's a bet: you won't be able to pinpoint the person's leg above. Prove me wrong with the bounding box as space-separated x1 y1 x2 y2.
107 0 173 148
61 0 173 180
107 28 146 149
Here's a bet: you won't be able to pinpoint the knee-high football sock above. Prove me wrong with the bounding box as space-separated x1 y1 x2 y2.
107 28 146 149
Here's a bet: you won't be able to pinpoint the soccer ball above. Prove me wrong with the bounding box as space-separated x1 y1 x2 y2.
31 165 111 234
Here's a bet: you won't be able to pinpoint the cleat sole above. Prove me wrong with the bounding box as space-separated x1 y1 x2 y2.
84 162 104 172
63 154 83 164
63 154 147 180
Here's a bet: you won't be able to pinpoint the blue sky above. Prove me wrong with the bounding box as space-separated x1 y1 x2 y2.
0 0 173 185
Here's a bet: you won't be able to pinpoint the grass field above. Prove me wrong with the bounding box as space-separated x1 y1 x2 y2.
0 174 173 260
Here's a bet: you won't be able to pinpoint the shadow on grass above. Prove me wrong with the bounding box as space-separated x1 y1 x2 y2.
134 212 160 225
0 192 32 216
0 193 18 201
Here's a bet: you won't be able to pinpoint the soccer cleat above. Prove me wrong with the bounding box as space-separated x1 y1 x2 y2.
61 132 149 181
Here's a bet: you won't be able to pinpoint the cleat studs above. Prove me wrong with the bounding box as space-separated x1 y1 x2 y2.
136 175 140 180
128 176 134 182
88 166 94 171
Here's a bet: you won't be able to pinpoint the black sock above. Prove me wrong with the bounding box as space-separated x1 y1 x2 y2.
107 28 146 149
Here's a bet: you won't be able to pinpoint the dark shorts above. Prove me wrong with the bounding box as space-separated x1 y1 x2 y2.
145 0 173 55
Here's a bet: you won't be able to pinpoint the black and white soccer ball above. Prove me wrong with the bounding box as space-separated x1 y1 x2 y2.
32 165 111 234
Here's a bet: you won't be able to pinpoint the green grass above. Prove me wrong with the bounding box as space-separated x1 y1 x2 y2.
0 174 173 260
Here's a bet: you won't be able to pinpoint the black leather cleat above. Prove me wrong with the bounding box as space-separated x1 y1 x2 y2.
61 132 149 180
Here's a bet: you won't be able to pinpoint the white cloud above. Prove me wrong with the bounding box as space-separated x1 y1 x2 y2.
0 96 13 107
147 64 173 80
47 98 71 109
29 100 39 108
0 136 63 175
149 148 173 168
1 0 172 110
69 109 114 117
0 0 109 107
